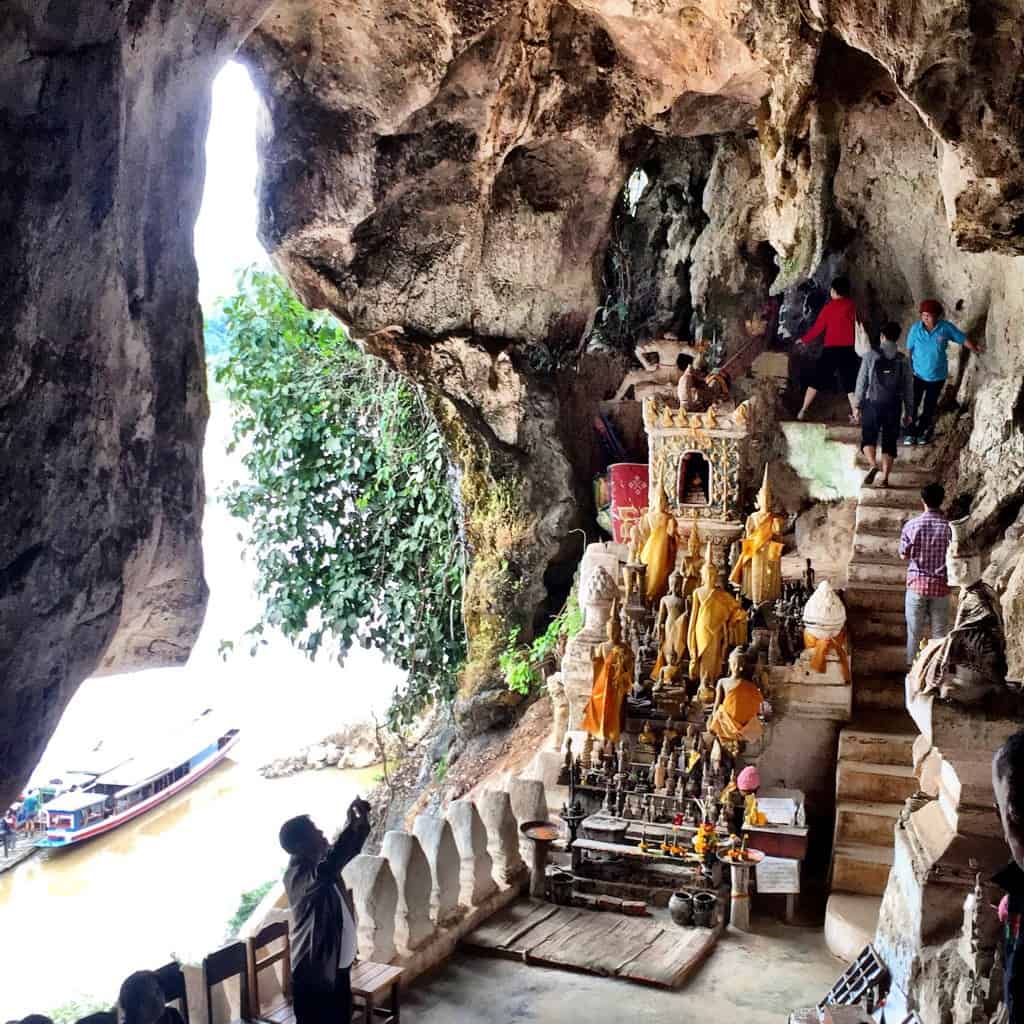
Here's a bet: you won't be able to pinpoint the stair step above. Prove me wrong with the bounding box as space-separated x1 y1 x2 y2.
855 504 916 534
855 643 908 674
859 486 925 510
850 614 906 644
838 720 916 766
853 674 907 712
848 561 907 586
851 537 904 563
845 585 906 614
832 842 895 897
835 800 904 846
862 468 931 489
837 760 917 804
825 893 882 960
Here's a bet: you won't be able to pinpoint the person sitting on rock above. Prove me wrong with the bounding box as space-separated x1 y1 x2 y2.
853 321 914 488
905 299 984 445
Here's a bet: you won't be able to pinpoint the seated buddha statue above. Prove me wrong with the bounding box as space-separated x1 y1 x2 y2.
708 647 764 754
581 599 635 743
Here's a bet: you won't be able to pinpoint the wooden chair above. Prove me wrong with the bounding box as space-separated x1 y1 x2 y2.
245 920 293 1024
350 962 403 1024
155 960 190 1024
202 941 251 1024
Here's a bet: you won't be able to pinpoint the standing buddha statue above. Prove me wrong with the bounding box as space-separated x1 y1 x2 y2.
688 545 748 693
681 519 704 606
639 477 678 605
652 570 686 678
581 599 635 744
729 465 785 605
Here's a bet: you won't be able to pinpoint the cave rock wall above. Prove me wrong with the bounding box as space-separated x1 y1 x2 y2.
4 1 1024 808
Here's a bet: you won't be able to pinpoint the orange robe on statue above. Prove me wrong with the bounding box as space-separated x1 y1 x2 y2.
581 645 634 743
708 679 764 744
640 511 677 605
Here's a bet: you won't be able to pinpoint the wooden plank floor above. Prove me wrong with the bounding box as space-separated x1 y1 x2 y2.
461 898 722 989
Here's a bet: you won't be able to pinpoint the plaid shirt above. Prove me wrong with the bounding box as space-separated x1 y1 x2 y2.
899 509 951 596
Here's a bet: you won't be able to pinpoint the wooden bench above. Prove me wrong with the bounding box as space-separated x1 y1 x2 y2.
351 962 403 1024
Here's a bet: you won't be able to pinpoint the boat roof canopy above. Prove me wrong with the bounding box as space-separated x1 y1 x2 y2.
46 791 108 813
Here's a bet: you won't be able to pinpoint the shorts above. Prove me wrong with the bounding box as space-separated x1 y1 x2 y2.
861 400 901 457
813 345 860 393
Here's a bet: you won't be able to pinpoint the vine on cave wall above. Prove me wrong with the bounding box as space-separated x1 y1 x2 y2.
214 269 465 726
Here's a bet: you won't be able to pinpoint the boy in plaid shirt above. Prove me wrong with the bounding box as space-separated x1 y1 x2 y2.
899 482 952 665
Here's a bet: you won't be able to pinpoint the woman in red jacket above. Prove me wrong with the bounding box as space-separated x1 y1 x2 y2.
795 276 860 422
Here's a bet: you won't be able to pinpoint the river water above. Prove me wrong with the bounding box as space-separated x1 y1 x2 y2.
0 406 402 1018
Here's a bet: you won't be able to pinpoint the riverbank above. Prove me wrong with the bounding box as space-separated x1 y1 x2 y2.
0 756 378 1018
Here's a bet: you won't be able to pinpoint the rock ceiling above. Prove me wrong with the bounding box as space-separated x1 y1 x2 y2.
1 0 1023 807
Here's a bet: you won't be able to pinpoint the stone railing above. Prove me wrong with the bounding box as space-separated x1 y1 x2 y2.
190 779 551 1023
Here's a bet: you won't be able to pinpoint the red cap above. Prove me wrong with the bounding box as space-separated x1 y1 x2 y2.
919 299 943 317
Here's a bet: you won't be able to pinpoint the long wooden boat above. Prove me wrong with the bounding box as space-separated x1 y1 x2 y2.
36 717 240 849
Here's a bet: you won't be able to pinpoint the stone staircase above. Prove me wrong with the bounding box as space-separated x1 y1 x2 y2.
822 433 932 961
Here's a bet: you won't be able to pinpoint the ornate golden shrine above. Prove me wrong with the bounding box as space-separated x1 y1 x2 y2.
642 397 752 563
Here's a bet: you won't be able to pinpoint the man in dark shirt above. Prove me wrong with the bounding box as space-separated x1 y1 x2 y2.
280 798 371 1024
993 733 1024 1023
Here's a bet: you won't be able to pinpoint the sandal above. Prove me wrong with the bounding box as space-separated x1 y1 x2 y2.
877 477 890 488
864 468 878 486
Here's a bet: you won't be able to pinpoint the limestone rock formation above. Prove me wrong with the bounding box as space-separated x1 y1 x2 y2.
4 0 1024 810
0 1 271 810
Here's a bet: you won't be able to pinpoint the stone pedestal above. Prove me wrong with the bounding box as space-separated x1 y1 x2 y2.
479 789 527 885
447 800 498 908
411 814 463 926
342 854 398 963
381 831 434 956
756 652 852 812
873 691 1024 1020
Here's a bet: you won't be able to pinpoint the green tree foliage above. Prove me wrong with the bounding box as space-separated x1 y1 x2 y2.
215 269 465 725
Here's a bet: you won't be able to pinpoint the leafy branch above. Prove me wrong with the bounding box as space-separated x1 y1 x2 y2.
215 268 466 727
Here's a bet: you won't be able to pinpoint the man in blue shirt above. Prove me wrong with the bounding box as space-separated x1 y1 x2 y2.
905 298 983 444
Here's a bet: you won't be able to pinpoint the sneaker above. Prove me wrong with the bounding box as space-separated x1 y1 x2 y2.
903 435 916 446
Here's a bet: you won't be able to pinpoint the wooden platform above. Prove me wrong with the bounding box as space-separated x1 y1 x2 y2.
461 898 722 989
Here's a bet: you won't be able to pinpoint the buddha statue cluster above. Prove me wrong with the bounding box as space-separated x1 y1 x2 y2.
564 718 748 830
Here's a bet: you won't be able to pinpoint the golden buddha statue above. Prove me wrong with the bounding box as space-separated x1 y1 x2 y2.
638 720 657 746
581 599 635 743
639 477 677 605
708 647 764 753
729 465 785 605
687 546 748 692
680 520 703 605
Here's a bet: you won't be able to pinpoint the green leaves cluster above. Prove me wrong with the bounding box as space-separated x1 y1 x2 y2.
498 592 583 696
214 269 465 726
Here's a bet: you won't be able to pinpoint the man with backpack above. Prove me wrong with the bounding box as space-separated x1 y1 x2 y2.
852 322 914 488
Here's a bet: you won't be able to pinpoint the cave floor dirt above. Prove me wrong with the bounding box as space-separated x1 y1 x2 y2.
403 915 841 1023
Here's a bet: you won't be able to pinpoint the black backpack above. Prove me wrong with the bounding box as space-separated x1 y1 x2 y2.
873 351 904 403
